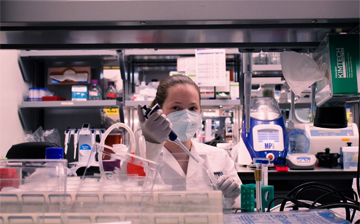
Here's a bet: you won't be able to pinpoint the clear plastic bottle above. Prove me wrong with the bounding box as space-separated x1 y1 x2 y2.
105 81 117 100
88 80 102 100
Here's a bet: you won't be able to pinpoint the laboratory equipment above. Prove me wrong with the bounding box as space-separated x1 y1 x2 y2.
240 184 274 213
64 124 104 171
88 79 102 100
238 97 287 166
45 147 64 159
316 148 340 168
340 142 359 170
254 161 262 212
314 106 348 128
261 159 269 186
287 154 317 170
141 104 219 190
285 129 316 170
301 123 359 155
253 158 269 186
105 81 117 99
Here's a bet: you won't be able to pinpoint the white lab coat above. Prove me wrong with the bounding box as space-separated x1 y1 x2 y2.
146 140 242 194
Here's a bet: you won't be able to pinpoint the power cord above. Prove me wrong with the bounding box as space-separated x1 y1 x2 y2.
265 181 359 222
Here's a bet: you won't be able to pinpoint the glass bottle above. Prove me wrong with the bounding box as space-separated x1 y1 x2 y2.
105 81 117 100
88 80 102 100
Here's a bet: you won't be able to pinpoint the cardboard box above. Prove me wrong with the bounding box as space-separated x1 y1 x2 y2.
49 66 91 85
314 34 360 105
230 82 239 100
72 85 88 101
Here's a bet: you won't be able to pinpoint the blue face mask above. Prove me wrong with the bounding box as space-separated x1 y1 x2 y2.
166 109 202 142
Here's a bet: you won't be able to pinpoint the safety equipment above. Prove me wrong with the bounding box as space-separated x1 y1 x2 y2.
137 104 172 144
217 175 241 199
166 109 202 142
146 140 242 198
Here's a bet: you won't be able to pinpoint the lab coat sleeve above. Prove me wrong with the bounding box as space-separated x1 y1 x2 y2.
222 152 242 204
146 141 164 167
223 153 242 186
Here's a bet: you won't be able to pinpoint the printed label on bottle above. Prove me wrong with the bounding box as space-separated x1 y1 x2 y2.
79 144 91 150
107 93 117 98
89 91 98 96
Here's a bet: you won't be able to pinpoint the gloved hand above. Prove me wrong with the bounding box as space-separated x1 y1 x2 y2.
217 175 241 199
137 104 172 144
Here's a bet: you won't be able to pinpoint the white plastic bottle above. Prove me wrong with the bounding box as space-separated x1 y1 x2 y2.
105 81 117 100
88 80 102 100
138 81 147 95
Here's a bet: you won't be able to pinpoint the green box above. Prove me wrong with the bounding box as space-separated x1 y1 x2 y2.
314 34 360 97
240 184 274 212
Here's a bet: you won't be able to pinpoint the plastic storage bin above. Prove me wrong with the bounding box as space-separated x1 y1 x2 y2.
341 147 359 170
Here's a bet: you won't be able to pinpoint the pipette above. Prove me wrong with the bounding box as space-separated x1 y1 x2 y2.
141 104 218 189
254 159 263 212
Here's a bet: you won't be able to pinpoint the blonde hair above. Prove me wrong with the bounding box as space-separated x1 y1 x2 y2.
150 75 200 108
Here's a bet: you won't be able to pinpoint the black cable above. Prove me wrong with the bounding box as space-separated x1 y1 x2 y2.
350 209 357 223
265 181 359 222
285 181 338 198
311 202 360 211
266 196 312 212
310 188 360 222
310 189 359 208
282 182 350 220
294 186 341 200
235 208 249 213
312 202 360 221
297 183 347 200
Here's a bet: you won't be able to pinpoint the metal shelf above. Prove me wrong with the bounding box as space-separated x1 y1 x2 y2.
201 99 240 106
20 50 118 57
124 100 241 107
125 100 311 108
21 100 121 108
278 102 311 109
252 64 282 71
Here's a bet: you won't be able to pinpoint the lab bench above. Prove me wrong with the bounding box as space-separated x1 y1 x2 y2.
236 164 357 204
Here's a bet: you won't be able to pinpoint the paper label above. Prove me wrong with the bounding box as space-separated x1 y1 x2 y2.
107 93 117 98
195 49 226 87
89 91 98 96
104 108 119 116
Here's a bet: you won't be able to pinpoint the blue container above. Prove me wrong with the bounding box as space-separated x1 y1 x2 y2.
46 147 64 159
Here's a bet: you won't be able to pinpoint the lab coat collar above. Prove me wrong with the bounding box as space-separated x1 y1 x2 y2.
162 140 205 178
162 147 186 178
186 140 205 178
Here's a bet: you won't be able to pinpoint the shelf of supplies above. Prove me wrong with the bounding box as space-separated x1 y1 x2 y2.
125 100 310 108
252 64 282 71
124 100 241 107
21 100 121 108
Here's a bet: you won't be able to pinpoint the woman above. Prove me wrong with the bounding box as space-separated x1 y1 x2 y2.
137 75 241 204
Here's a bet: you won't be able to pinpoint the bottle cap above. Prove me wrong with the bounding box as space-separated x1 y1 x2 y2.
91 80 99 84
46 147 64 159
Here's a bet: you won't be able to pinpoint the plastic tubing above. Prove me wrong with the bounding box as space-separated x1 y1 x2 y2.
98 122 136 181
